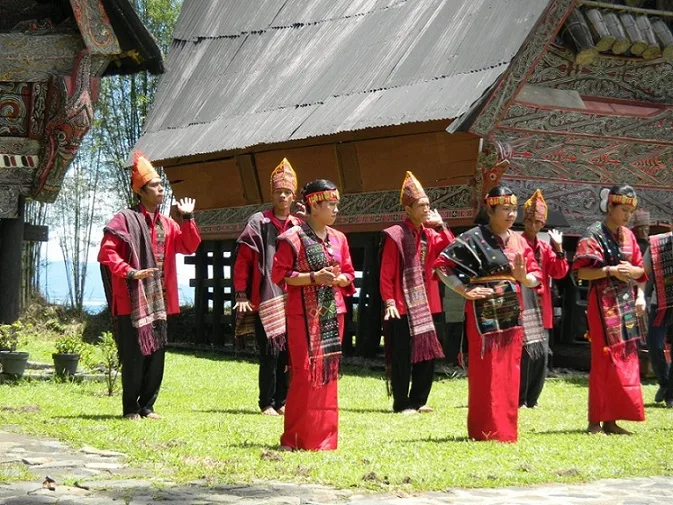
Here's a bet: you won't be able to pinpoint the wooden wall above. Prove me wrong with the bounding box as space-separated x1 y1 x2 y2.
164 123 480 213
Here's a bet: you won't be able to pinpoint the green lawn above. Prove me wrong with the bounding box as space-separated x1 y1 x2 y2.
2 341 673 491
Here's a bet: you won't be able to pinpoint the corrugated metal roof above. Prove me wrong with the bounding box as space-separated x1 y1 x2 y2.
135 0 552 161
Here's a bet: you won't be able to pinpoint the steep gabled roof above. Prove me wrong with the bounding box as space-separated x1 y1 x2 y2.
135 0 552 163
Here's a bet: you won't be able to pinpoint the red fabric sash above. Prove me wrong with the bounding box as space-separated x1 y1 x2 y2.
234 211 288 351
102 208 167 356
650 232 673 327
383 224 444 364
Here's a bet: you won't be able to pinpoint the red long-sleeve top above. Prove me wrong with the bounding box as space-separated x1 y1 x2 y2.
380 219 455 315
271 226 356 315
97 205 201 316
233 210 300 309
525 236 570 329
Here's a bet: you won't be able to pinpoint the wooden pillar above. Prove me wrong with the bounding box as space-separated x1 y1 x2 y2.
0 196 25 324
222 239 235 347
189 243 209 344
355 233 382 358
212 240 224 346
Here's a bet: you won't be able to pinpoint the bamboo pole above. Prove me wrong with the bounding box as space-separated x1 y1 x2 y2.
564 9 600 65
585 9 616 51
602 11 631 53
636 15 662 59
651 17 673 60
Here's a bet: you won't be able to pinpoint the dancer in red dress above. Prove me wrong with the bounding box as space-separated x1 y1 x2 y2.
434 186 542 442
572 185 647 435
272 179 355 450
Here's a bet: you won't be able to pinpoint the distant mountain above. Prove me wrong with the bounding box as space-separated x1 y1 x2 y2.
41 261 194 313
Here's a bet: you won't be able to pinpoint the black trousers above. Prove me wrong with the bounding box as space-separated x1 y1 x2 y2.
255 315 288 411
444 321 465 365
519 330 550 408
116 316 165 416
387 315 437 412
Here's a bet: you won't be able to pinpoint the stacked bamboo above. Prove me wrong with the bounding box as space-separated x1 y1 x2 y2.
565 2 673 62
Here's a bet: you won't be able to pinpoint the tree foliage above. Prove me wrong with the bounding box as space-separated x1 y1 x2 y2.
94 0 182 208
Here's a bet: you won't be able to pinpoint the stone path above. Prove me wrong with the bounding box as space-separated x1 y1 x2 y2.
1 429 672 504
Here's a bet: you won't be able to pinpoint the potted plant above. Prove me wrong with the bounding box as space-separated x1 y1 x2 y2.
0 321 31 378
53 332 86 378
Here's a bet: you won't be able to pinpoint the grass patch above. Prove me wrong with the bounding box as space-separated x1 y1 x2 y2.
2 338 673 491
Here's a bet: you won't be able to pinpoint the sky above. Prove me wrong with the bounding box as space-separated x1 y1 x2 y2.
41 219 197 312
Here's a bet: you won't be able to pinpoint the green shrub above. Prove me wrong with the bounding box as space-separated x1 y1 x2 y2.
98 331 120 396
0 321 34 352
54 333 86 355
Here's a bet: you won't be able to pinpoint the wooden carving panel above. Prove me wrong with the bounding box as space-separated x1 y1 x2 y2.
34 51 98 202
0 83 30 137
0 34 84 82
529 46 673 104
469 0 575 136
493 130 673 189
504 177 673 234
500 103 673 144
69 0 121 55
194 184 474 238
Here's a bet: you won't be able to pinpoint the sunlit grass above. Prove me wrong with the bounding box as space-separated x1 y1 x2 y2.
2 341 673 491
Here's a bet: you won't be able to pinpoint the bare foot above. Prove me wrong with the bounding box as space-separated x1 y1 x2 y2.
278 445 294 452
262 407 279 416
276 406 286 416
398 408 418 415
586 422 602 434
602 421 633 435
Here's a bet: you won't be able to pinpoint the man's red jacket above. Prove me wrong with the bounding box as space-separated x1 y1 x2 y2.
97 205 201 316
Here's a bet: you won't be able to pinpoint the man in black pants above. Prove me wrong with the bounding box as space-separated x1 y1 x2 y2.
233 159 301 415
519 190 568 408
380 172 454 414
99 153 201 420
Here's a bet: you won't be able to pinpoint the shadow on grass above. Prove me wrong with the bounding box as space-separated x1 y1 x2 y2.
192 408 261 416
340 407 390 414
548 376 589 388
229 441 277 449
644 402 673 409
54 414 121 421
167 347 388 380
168 347 259 365
530 428 589 436
402 435 471 443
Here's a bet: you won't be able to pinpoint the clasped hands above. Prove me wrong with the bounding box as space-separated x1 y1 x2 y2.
460 253 528 301
314 265 350 288
605 261 639 283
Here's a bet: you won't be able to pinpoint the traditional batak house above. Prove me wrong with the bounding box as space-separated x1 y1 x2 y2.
449 0 673 361
135 0 673 359
0 0 163 323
